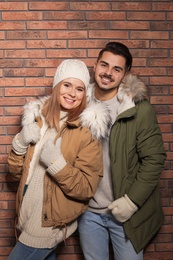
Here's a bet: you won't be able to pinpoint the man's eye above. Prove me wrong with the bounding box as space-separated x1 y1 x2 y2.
114 68 120 72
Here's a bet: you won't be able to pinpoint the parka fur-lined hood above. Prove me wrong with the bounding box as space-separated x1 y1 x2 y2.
116 73 148 115
118 73 148 103
21 95 111 141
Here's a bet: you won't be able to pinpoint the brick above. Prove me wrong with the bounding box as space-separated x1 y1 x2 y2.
68 21 109 30
7 126 21 135
151 40 173 48
0 32 4 39
0 147 6 154
4 107 23 116
0 2 27 10
6 31 46 40
151 21 173 31
68 40 107 48
0 98 25 106
5 50 45 59
5 88 45 97
89 30 128 39
157 115 173 124
2 12 42 21
44 12 85 20
25 59 60 68
127 12 165 20
144 252 173 259
130 31 169 39
148 59 173 67
150 77 173 85
166 152 173 161
46 49 86 58
167 12 173 20
0 136 13 145
152 3 173 11
0 60 23 68
160 124 171 133
27 40 66 49
149 86 168 95
110 21 149 30
48 31 87 39
29 2 68 11
156 243 173 251
86 12 125 20
70 2 110 10
27 21 67 30
134 68 166 76
0 22 25 30
150 96 173 104
4 68 44 77
112 2 150 11
0 78 24 87
25 78 52 87
0 40 25 49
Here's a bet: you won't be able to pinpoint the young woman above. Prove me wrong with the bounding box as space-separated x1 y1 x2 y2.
7 59 109 260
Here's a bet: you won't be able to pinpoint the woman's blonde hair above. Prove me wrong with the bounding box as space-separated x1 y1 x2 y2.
42 83 86 131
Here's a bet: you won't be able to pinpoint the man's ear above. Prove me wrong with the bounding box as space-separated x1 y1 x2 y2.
93 62 97 72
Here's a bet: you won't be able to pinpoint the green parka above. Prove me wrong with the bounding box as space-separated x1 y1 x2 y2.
86 73 166 253
109 74 166 252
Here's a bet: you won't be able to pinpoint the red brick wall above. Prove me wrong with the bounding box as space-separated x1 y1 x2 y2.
0 1 173 259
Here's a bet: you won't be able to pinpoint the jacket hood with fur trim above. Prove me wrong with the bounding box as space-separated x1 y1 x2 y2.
21 95 111 141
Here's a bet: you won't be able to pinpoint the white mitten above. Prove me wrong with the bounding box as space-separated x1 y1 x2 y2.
40 137 66 175
108 194 138 223
12 123 41 154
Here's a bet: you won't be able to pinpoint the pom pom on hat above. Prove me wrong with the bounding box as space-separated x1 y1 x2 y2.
53 59 90 89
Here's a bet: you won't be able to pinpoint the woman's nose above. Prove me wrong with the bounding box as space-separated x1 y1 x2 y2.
68 87 76 96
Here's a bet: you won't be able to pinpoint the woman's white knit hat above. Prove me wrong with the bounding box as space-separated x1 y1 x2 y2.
53 59 90 89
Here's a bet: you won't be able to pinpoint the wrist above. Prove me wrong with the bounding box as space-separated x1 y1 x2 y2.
12 133 28 155
47 155 67 176
125 194 138 211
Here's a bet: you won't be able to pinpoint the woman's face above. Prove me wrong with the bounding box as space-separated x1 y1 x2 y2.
59 78 85 110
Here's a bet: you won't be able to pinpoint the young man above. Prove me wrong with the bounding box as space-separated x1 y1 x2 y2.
78 42 166 260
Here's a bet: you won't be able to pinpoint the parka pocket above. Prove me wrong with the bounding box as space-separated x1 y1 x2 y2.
130 196 155 228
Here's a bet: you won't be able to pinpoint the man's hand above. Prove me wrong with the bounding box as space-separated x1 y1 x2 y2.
108 194 138 223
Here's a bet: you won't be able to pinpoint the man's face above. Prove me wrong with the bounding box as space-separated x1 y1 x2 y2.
94 51 126 96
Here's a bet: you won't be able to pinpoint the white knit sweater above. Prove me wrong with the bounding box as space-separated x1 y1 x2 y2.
17 114 77 249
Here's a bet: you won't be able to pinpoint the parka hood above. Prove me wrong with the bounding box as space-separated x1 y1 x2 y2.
21 95 111 141
118 73 148 103
116 73 148 115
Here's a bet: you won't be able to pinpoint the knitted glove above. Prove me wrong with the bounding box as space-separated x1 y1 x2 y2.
12 123 41 155
108 194 138 223
40 137 67 175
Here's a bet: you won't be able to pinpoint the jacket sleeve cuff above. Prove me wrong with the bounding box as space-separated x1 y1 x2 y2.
47 155 67 176
12 133 28 155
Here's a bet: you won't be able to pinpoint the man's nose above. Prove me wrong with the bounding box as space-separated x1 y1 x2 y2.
105 67 112 76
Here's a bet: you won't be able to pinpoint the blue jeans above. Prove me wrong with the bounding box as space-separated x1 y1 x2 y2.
7 241 56 260
78 211 143 260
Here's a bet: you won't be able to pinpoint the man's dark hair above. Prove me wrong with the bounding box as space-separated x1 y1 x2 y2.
97 42 133 73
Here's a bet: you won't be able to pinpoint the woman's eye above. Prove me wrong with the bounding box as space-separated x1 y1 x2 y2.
64 83 69 87
77 88 84 92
